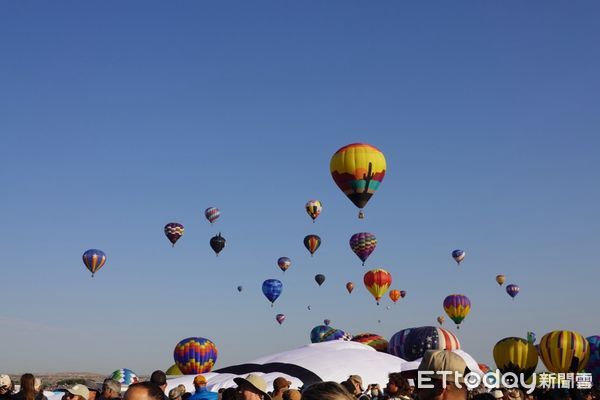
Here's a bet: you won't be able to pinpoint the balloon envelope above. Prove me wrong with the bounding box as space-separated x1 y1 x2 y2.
539 330 590 373
351 333 389 353
277 257 292 272
388 326 460 361
164 223 184 246
304 235 321 256
82 249 106 277
346 282 354 294
389 290 401 303
111 368 139 386
400 290 406 298
451 249 465 264
174 337 218 374
276 314 286 325
437 316 445 325
262 279 283 305
305 200 323 221
165 364 182 376
496 274 506 286
324 319 331 326
237 286 243 292
204 207 220 224
493 337 538 380
506 284 520 298
349 232 377 265
363 269 392 304
585 335 600 383
315 274 326 286
210 233 226 255
443 294 471 328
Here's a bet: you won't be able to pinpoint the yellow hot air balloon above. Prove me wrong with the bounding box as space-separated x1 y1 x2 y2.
493 337 538 380
363 269 392 305
330 143 386 218
165 364 182 376
496 274 506 286
539 330 590 373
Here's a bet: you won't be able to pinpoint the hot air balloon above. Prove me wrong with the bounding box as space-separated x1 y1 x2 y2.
277 257 291 272
310 325 330 343
451 249 465 265
173 337 218 374
506 284 520 299
210 233 226 256
388 326 460 361
349 232 377 266
164 223 184 247
539 331 590 373
493 337 538 381
111 369 139 386
496 274 506 286
324 319 331 326
346 282 354 294
165 364 182 376
437 316 445 326
311 325 350 343
262 279 283 306
276 314 286 325
237 285 243 292
477 364 491 374
527 331 536 344
400 290 406 298
304 235 321 256
585 335 600 383
443 294 471 329
389 290 401 303
315 274 326 286
305 200 322 222
82 249 106 277
330 143 386 219
363 269 392 305
204 207 220 224
352 333 389 353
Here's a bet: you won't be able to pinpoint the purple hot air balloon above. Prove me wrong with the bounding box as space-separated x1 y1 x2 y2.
506 284 520 299
586 335 600 383
277 257 291 272
164 223 184 247
204 207 220 224
276 314 286 325
349 232 377 266
324 319 331 326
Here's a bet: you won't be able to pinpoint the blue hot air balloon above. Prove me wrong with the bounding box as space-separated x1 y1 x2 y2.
262 279 283 307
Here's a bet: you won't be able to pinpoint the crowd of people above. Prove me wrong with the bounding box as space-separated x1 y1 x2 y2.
1 351 598 400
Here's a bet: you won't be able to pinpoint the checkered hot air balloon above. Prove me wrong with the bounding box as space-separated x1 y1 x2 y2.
111 368 139 386
82 249 106 277
164 222 184 247
349 232 377 266
173 337 218 374
204 207 220 224
443 294 471 329
388 326 460 361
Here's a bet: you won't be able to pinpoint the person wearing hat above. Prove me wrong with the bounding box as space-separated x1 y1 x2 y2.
415 350 469 400
168 385 186 400
65 385 90 400
271 378 292 400
0 375 13 400
343 376 369 400
188 376 216 400
233 374 272 400
99 379 121 400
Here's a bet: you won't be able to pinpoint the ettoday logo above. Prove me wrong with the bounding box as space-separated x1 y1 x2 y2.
417 370 535 394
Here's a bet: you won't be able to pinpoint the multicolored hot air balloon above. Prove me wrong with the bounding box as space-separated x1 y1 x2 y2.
527 331 536 344
506 284 520 299
311 326 350 343
262 279 283 306
305 200 322 222
585 335 600 383
437 316 445 326
310 325 330 343
276 314 286 325
164 223 184 247
277 257 291 272
451 249 465 265
346 282 354 294
82 249 106 277
389 290 401 303
324 319 331 326
315 274 325 286
493 337 538 381
304 234 321 256
204 207 220 224
210 233 226 256
443 294 471 329
349 232 377 266
111 369 139 386
173 337 218 374
330 143 386 219
388 326 460 361
352 333 389 353
400 290 406 298
364 269 392 305
496 274 506 286
539 331 590 373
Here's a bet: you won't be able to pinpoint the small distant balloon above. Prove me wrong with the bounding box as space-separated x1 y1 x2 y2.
262 279 283 306
452 249 465 265
386 306 391 310
315 274 326 286
210 233 226 256
164 223 184 247
349 232 377 266
305 200 322 222
276 314 286 325
204 207 220 224
277 257 292 272
324 319 331 326
346 282 354 294
389 289 401 303
82 249 106 277
506 284 520 299
307 305 311 310
400 290 406 298
304 235 321 256
527 331 536 344
237 286 243 292
437 316 445 325
496 274 506 286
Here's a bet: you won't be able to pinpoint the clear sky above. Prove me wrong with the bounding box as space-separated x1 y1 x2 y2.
1 1 599 374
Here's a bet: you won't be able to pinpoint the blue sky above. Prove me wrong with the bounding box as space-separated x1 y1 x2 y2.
1 1 599 374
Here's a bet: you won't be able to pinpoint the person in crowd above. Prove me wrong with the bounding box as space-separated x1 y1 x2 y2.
33 379 47 400
168 386 186 400
149 372 169 400
65 385 90 400
85 383 102 400
12 374 36 400
0 375 13 400
282 390 300 400
100 380 121 400
301 382 354 400
415 350 469 400
189 376 217 400
233 374 271 400
219 388 237 400
124 383 164 400
382 373 412 400
341 376 368 400
271 378 292 400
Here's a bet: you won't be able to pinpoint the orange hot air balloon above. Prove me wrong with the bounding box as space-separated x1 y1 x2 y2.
346 282 354 294
389 289 401 303
363 269 392 305
330 143 386 218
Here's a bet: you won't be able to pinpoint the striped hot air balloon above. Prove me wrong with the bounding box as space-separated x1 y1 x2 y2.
363 269 392 305
389 290 401 303
443 294 471 329
204 207 220 224
352 333 389 353
82 249 106 277
539 331 590 373
164 222 184 247
493 337 538 381
304 234 321 256
173 337 218 374
349 232 377 266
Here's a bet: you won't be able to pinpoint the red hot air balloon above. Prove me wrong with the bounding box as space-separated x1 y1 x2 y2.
164 223 184 247
389 290 401 303
363 269 392 305
276 314 286 325
346 282 354 294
